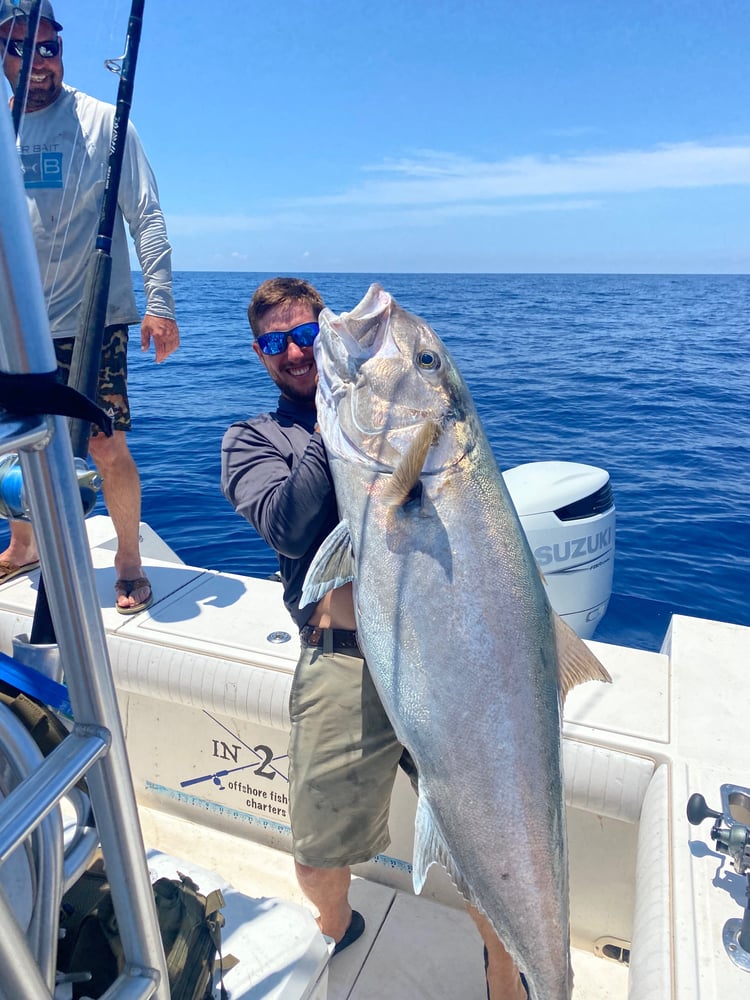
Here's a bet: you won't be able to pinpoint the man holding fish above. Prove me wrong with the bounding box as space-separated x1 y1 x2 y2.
221 276 535 998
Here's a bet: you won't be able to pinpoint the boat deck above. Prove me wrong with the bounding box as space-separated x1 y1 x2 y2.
2 515 750 998
137 805 629 1000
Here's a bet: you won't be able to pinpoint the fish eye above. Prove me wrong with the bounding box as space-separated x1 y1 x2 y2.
416 349 441 371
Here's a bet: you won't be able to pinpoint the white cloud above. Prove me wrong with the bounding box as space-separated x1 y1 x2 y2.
298 142 750 207
168 140 750 235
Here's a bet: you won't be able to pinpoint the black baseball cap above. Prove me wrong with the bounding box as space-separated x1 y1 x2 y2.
0 1 63 32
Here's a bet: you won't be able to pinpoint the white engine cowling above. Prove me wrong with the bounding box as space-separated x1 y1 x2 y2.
503 461 615 640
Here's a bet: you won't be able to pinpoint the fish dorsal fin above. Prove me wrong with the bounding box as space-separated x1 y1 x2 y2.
554 612 612 701
381 420 441 508
300 520 355 606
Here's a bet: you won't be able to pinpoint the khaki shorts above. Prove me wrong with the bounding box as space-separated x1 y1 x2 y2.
289 640 405 868
54 324 131 434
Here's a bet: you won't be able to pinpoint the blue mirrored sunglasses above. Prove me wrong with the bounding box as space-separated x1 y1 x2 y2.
256 322 319 356
1 37 60 59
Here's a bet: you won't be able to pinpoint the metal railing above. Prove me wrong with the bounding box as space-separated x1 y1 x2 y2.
0 85 169 1000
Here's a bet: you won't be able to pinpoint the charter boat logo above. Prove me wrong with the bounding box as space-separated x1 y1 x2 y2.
174 711 290 824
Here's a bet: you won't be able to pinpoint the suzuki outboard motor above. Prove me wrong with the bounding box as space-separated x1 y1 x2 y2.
503 461 615 639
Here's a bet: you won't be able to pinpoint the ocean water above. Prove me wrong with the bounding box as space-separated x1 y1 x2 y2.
7 272 750 651
125 270 750 651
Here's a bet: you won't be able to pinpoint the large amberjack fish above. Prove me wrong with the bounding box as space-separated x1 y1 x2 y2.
302 283 611 1000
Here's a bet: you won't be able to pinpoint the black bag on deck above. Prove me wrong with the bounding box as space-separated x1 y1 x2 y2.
0 679 70 756
0 680 89 795
58 856 227 1000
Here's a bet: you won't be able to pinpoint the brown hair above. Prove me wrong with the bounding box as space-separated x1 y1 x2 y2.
247 277 325 337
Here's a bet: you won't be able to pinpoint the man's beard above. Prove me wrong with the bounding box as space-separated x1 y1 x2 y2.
280 380 316 406
24 79 61 112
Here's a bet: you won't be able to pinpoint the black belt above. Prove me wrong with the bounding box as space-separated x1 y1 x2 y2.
299 625 360 652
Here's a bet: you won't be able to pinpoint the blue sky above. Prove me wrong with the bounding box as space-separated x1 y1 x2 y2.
7 0 750 273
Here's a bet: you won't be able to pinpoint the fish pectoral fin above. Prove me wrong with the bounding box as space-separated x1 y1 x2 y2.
554 612 613 701
413 795 450 894
413 795 480 911
381 420 441 508
300 520 356 605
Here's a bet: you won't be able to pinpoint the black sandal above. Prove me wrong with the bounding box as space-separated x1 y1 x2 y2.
332 910 365 956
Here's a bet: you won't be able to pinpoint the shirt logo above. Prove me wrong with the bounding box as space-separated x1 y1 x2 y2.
21 151 63 188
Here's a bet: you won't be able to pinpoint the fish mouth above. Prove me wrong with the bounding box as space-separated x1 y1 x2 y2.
317 284 392 372
316 284 472 475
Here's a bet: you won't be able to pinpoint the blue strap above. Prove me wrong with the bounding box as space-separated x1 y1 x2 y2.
0 651 72 717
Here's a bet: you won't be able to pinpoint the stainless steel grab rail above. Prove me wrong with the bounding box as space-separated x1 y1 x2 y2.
0 85 169 1000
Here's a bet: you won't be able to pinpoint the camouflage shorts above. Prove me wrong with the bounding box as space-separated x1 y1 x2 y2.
53 324 130 435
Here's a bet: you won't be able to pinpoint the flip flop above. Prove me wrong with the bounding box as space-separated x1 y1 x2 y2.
114 576 153 616
0 559 40 585
332 910 365 956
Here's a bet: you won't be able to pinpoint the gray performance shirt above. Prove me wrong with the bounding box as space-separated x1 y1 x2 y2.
17 84 175 337
221 395 340 629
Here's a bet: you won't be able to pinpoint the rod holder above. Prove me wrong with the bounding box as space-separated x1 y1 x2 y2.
688 783 750 971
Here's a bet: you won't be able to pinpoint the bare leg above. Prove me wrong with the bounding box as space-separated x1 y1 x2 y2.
0 519 39 569
294 862 354 944
88 431 148 609
467 905 528 1000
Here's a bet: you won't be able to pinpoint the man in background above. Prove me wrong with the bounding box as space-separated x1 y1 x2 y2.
0 0 179 613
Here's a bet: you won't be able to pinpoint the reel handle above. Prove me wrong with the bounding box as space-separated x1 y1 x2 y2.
687 792 722 826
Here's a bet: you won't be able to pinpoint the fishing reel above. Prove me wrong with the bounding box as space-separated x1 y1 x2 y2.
687 783 750 971
0 453 101 521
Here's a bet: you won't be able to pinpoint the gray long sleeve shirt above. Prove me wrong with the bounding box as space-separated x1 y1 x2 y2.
18 84 175 337
221 395 340 628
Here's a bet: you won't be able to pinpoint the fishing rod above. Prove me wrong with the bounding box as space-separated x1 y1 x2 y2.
67 0 145 458
10 0 43 136
30 0 146 644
